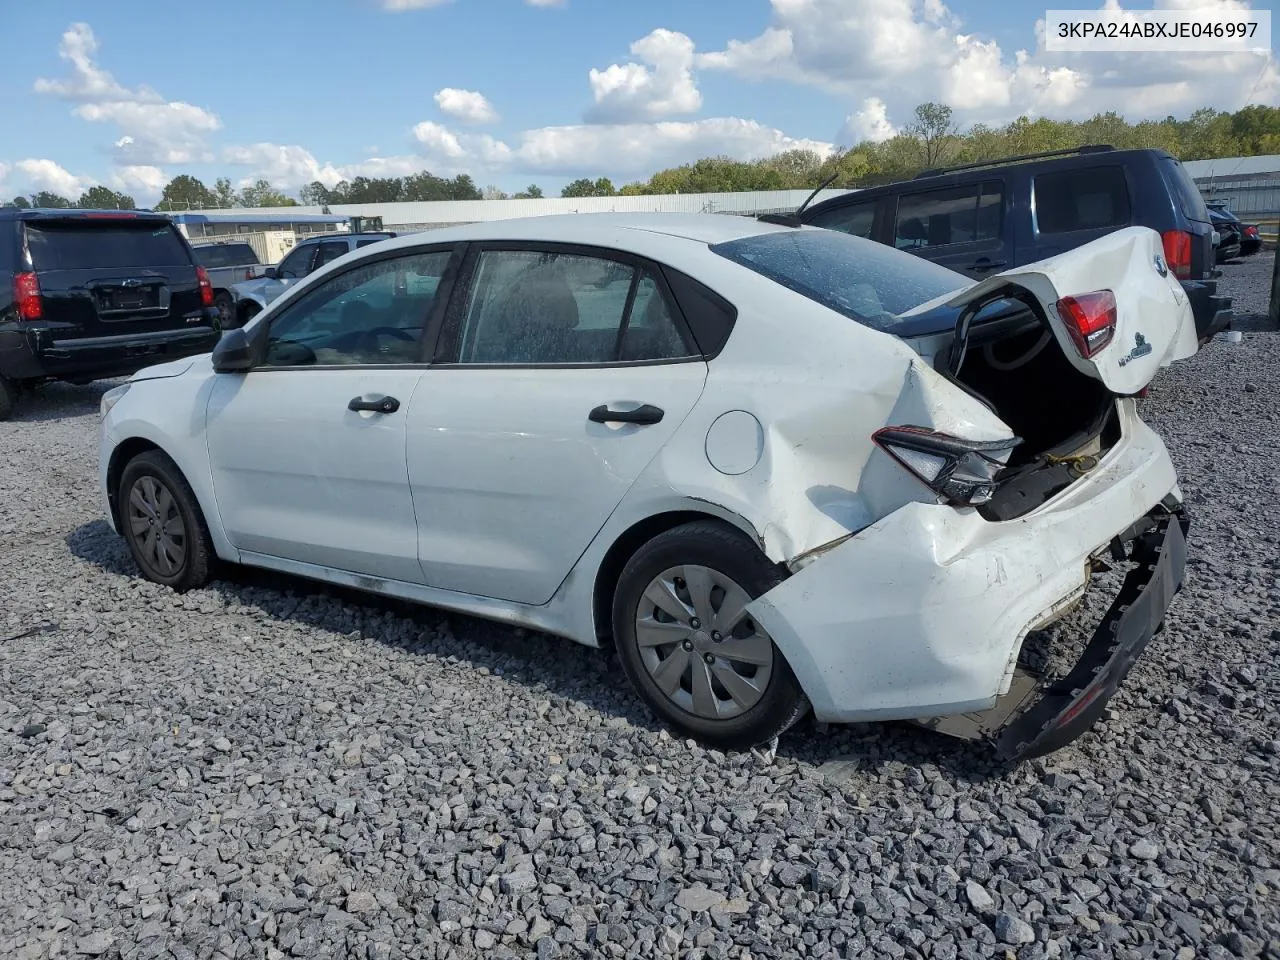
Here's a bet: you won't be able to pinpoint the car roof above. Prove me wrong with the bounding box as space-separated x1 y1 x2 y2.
0 207 172 222
369 213 794 255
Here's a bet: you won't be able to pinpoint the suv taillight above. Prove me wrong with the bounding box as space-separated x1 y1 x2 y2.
1056 290 1117 359
196 266 214 307
1161 230 1193 280
872 426 1019 507
13 272 42 321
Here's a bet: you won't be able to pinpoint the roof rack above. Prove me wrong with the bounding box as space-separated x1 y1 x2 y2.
913 144 1116 180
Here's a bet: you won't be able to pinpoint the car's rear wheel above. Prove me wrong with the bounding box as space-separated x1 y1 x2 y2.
612 520 809 750
0 377 14 422
118 450 214 591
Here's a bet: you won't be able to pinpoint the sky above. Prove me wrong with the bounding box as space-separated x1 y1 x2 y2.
1 0 1277 203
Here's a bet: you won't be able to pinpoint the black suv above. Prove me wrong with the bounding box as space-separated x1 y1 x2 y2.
801 146 1231 342
0 209 219 420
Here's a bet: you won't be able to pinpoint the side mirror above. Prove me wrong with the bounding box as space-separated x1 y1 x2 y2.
211 327 256 373
263 267 279 280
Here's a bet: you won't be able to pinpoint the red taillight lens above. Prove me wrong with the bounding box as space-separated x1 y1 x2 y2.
1161 230 1192 279
196 266 214 307
873 426 1020 507
1056 290 1116 359
1245 225 1258 237
13 272 42 321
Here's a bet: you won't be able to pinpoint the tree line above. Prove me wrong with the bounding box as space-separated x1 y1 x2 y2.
5 104 1277 211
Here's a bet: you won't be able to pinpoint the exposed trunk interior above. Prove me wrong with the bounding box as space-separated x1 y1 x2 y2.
942 309 1120 521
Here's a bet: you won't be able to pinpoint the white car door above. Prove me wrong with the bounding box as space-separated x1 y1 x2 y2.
205 245 458 583
407 245 708 605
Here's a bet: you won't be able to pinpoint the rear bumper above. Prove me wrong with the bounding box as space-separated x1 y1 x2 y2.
0 324 219 383
1182 278 1232 340
746 401 1184 755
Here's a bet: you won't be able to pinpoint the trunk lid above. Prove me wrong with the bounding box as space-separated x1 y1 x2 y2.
23 215 206 338
936 226 1197 396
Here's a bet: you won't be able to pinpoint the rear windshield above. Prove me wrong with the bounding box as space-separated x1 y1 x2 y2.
192 243 260 268
1161 158 1209 223
26 220 191 271
710 228 971 331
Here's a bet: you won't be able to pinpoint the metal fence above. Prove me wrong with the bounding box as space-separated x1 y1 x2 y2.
1195 173 1280 241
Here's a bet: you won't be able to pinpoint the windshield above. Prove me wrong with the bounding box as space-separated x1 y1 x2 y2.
710 228 972 331
193 243 260 268
27 220 191 271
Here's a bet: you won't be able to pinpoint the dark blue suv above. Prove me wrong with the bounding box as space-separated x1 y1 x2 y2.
800 146 1231 342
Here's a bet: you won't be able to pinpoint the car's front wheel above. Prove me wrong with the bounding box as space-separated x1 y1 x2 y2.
612 520 809 750
118 450 214 591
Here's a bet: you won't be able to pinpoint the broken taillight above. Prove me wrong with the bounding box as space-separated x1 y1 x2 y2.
873 426 1020 507
1056 290 1116 359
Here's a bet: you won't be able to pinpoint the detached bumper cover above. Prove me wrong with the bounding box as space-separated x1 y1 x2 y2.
994 510 1188 760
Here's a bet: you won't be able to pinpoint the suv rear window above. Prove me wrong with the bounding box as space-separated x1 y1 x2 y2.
711 228 970 331
1162 158 1210 223
192 243 260 268
1033 166 1131 234
27 220 191 270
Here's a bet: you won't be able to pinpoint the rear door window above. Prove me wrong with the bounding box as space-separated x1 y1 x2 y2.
276 245 316 279
1033 167 1132 234
26 220 191 270
1160 157 1210 223
192 243 260 268
313 241 351 270
894 182 1003 250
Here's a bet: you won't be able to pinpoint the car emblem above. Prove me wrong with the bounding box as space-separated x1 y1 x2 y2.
1117 332 1153 367
1153 255 1168 278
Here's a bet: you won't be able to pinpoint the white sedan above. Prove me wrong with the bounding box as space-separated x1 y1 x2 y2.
99 213 1196 759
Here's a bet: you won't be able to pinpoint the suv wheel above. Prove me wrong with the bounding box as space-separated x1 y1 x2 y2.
118 450 214 591
0 378 15 422
612 520 809 750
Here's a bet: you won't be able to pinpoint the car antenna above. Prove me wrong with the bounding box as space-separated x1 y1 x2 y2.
758 172 840 227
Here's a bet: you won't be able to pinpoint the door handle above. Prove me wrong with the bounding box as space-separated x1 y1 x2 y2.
971 259 1007 272
588 403 664 425
348 395 400 414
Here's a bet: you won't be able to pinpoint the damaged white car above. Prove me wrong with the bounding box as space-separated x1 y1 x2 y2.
98 214 1195 760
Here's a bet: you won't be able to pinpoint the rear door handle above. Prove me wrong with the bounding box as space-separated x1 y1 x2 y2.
349 395 400 414
588 403 664 425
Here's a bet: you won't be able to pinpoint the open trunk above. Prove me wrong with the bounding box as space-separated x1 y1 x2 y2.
901 226 1198 521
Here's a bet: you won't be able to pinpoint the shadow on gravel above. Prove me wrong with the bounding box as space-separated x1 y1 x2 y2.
7 381 115 424
66 518 1004 782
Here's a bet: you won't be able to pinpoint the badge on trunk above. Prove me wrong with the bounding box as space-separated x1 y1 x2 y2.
1117 332 1153 366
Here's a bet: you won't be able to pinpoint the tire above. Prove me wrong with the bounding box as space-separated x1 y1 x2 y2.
0 377 14 422
612 520 810 750
118 450 214 591
213 292 234 331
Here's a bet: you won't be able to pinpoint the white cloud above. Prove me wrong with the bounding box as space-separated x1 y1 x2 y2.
434 88 499 124
16 158 92 197
700 0 1279 128
111 165 168 199
411 116 835 178
223 143 344 189
842 98 897 143
588 29 701 122
34 23 222 166
412 121 467 158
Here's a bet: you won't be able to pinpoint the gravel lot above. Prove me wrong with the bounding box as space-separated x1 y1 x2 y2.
1 255 1277 960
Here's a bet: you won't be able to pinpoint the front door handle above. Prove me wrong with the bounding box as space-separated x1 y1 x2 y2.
588 403 664 425
971 258 1007 273
349 395 400 414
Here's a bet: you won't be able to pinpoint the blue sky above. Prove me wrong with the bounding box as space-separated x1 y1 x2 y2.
2 0 1276 202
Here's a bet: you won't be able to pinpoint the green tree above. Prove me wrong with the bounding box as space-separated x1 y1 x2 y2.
157 175 215 211
7 196 32 208
299 181 331 205
212 177 239 208
561 177 616 198
238 179 296 207
513 184 544 199
906 102 958 167
30 191 75 208
483 185 509 200
77 185 136 210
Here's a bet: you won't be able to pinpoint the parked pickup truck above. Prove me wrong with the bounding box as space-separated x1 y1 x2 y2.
229 232 396 327
191 242 267 328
